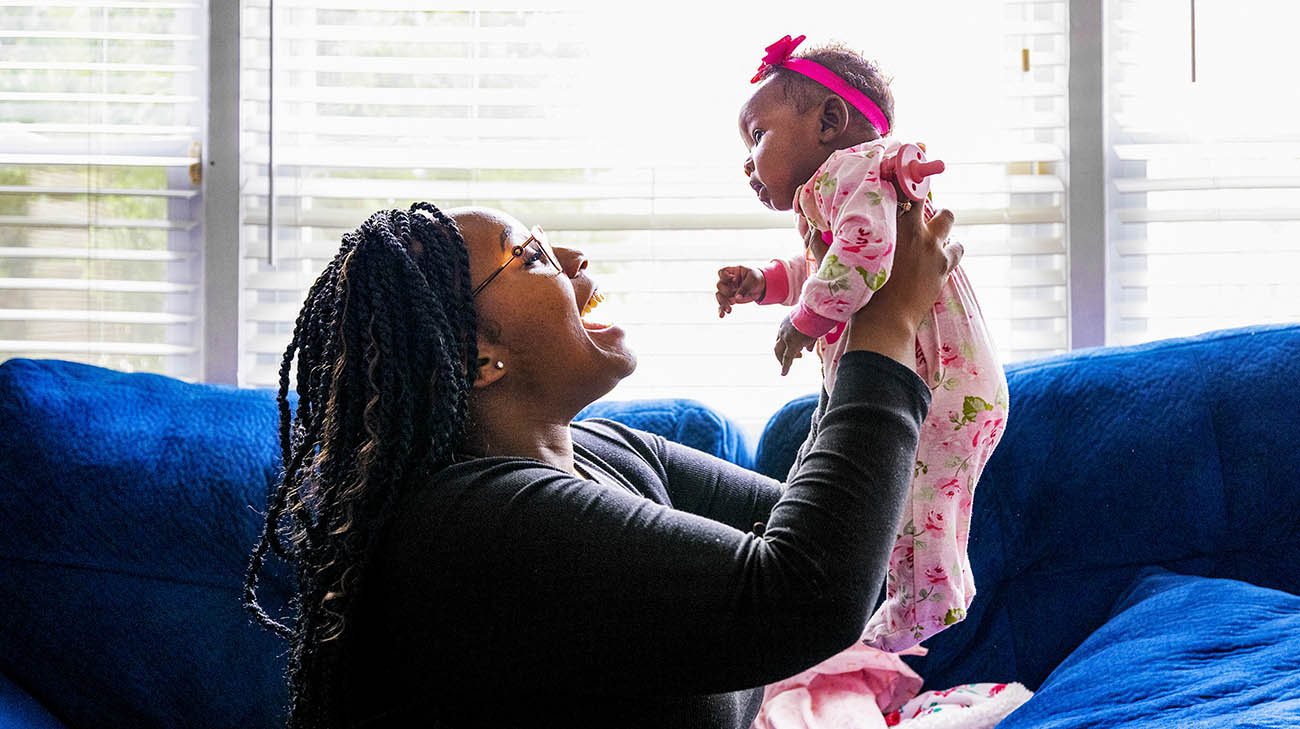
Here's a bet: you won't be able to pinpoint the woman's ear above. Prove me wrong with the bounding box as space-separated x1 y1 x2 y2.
472 340 508 388
818 95 851 143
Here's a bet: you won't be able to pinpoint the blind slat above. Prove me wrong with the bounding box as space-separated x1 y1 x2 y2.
1116 208 1300 223
0 216 197 230
0 309 196 324
0 340 198 355
0 246 192 261
0 153 198 166
0 185 198 198
0 278 196 293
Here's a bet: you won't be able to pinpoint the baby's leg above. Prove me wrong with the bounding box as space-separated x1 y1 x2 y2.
862 268 1009 652
754 642 922 729
756 681 891 729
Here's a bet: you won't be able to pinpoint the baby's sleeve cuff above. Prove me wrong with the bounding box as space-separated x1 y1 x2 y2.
791 302 838 339
758 259 791 306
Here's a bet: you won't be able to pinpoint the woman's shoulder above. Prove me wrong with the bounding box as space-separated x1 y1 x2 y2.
404 422 665 510
572 418 670 483
572 417 655 454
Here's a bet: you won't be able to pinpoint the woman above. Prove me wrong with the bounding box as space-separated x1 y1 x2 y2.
245 201 961 728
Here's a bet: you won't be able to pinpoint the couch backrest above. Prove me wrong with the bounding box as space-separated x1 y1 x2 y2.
0 359 752 729
578 398 754 468
757 324 1300 691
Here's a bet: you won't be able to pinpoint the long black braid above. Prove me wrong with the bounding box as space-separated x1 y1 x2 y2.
244 202 479 728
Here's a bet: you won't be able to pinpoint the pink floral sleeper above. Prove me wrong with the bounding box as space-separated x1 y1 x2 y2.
758 140 1010 653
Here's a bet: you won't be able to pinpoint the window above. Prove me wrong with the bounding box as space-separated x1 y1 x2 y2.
238 0 1068 437
1105 0 1300 345
0 1 206 378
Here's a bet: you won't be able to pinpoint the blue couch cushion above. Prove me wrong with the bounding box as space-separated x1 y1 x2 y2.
578 398 754 469
0 673 68 729
997 568 1300 728
0 359 293 729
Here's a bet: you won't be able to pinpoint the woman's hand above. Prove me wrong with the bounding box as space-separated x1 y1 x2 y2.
845 205 962 370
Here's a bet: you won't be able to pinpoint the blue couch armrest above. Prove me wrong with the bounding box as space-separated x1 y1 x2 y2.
0 673 68 729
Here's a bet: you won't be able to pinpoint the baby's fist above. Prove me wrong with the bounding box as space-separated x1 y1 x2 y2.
715 265 766 318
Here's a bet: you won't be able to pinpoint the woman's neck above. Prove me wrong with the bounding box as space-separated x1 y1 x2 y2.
464 397 579 476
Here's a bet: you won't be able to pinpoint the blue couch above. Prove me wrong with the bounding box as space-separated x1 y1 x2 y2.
2 324 1299 728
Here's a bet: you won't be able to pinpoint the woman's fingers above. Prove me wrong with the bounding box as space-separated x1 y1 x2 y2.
942 241 964 275
899 195 927 237
926 208 955 244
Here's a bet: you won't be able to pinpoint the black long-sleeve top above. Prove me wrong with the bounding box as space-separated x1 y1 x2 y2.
348 350 930 728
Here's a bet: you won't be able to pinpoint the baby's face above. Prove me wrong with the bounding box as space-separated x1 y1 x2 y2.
737 79 829 212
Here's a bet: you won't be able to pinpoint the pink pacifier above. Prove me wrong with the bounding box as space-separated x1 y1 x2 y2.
880 143 945 202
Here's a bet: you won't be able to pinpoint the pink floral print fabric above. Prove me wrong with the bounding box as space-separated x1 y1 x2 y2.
766 141 1010 652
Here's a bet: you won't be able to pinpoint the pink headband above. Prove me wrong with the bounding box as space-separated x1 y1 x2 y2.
751 34 890 137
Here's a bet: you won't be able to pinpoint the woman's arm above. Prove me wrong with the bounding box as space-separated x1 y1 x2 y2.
373 352 927 698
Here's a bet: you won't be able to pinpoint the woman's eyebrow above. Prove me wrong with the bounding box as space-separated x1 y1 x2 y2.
498 227 510 252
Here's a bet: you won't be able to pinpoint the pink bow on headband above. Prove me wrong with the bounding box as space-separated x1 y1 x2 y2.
751 34 807 84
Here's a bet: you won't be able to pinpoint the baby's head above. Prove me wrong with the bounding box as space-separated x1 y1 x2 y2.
739 39 895 211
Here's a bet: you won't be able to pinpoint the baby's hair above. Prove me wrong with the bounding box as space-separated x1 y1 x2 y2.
770 41 895 137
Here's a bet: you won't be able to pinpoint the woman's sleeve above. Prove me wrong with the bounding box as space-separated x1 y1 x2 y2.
792 150 900 339
381 351 928 696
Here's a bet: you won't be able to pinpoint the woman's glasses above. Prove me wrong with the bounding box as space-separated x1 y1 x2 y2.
471 226 562 298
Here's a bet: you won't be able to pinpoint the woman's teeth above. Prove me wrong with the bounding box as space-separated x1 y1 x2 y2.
581 291 614 330
581 290 605 317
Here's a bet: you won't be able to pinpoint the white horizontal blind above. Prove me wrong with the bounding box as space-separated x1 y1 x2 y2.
0 1 205 378
239 1 1067 438
1106 0 1300 345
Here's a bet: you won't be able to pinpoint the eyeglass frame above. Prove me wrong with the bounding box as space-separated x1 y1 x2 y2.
471 226 562 298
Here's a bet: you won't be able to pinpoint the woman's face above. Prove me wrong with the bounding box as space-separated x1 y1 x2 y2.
454 208 637 414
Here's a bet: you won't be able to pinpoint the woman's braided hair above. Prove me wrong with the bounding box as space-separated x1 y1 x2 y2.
244 202 479 728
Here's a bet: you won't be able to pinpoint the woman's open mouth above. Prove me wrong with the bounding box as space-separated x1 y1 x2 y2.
580 289 614 331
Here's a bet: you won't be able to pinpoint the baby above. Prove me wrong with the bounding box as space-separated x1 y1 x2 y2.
718 36 1010 723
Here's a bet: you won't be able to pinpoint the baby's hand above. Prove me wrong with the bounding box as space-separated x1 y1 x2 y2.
715 265 766 318
774 316 817 376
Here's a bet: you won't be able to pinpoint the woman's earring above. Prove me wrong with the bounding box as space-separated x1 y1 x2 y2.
494 361 505 370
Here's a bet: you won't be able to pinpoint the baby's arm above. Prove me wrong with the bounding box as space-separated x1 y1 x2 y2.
792 148 900 339
714 252 809 317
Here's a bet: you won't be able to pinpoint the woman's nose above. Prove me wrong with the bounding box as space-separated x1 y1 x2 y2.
554 246 588 278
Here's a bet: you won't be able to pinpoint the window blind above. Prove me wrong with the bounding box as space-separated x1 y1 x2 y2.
239 1 1068 437
1106 0 1300 346
0 1 206 378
